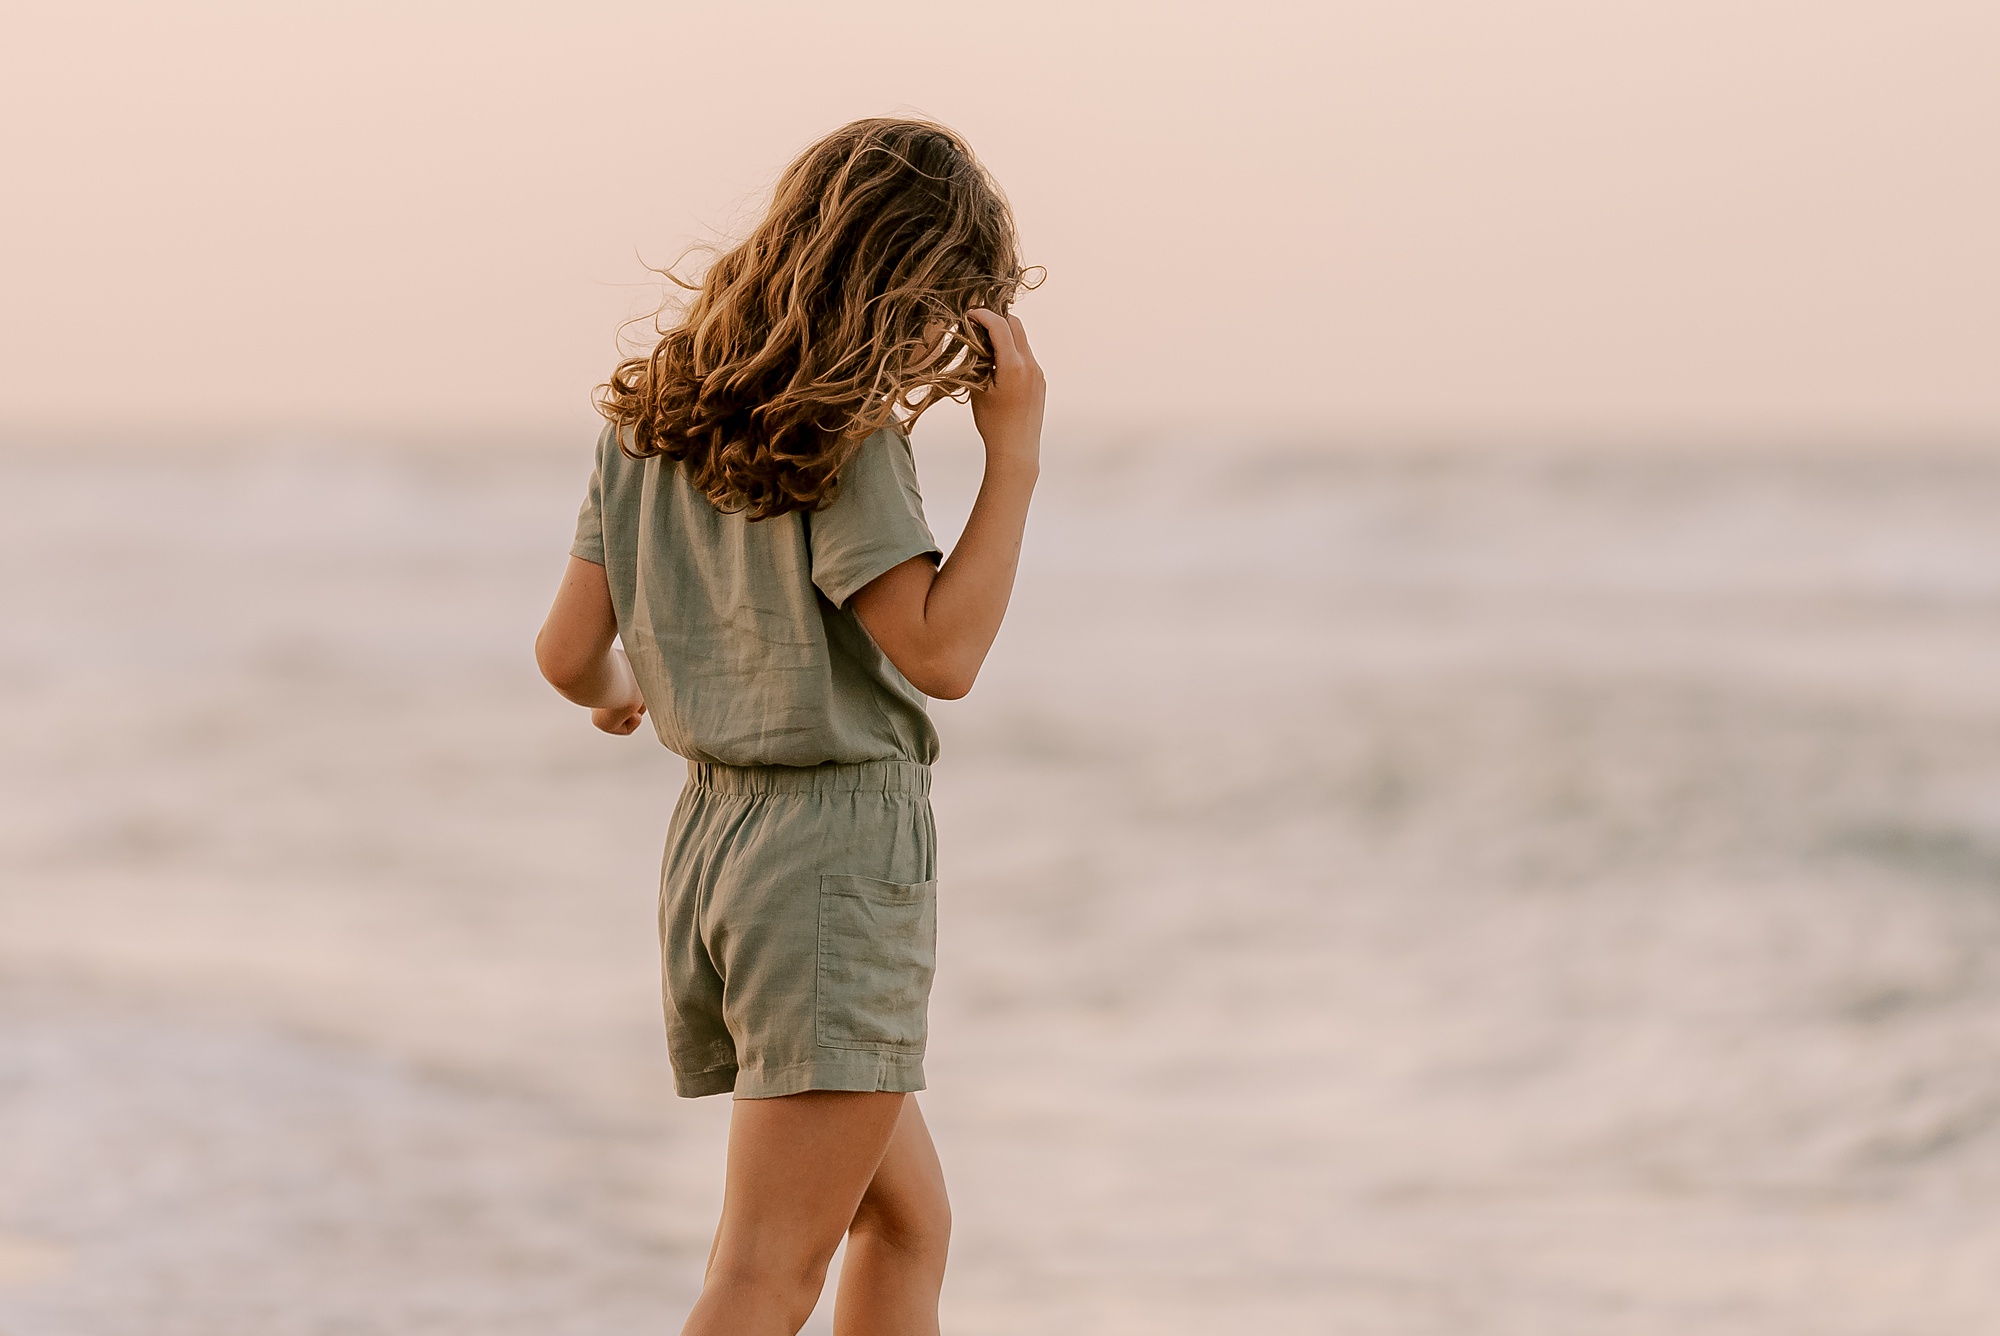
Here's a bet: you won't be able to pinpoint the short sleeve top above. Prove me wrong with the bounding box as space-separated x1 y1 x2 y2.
571 422 942 767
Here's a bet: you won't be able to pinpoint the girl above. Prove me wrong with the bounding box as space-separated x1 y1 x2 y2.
534 118 1043 1336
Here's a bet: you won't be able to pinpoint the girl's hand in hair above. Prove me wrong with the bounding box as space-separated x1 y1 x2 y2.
964 309 1044 471
852 310 1042 700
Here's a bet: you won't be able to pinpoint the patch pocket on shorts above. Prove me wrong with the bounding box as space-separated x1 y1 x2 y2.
815 874 937 1053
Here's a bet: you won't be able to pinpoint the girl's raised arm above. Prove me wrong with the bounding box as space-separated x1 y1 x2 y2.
851 309 1045 700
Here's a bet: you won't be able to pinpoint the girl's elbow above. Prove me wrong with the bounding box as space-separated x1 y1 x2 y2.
535 632 587 695
924 675 974 701
907 655 977 700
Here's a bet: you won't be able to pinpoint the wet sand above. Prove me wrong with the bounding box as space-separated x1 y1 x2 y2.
4 434 2000 1333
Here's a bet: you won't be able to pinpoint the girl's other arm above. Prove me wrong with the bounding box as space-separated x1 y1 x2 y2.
851 309 1044 701
535 555 648 734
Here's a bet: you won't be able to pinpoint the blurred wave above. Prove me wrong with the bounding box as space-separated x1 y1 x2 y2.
3 435 1999 1333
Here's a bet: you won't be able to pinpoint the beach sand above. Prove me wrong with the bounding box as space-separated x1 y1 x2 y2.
3 434 1999 1333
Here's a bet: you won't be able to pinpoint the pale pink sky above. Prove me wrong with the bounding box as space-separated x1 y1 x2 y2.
3 1 1995 442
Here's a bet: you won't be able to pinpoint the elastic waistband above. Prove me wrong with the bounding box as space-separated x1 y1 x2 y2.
685 759 931 798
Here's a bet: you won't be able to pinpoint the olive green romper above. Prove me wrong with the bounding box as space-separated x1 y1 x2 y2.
571 422 943 1098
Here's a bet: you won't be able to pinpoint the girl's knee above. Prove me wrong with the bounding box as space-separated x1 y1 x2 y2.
850 1183 952 1258
702 1253 832 1327
709 1229 842 1302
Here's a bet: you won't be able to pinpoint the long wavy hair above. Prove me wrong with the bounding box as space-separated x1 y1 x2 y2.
596 118 1034 520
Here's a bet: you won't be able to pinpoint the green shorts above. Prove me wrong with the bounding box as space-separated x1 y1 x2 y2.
658 759 937 1099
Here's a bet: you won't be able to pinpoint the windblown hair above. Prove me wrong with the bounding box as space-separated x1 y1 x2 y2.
597 118 1034 520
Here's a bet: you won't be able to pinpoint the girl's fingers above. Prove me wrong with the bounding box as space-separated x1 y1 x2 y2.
972 308 1037 376
965 308 1021 371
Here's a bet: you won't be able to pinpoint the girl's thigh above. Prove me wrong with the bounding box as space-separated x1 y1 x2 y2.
714 1090 909 1263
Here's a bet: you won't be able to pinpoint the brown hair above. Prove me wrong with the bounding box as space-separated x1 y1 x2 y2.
596 117 1034 520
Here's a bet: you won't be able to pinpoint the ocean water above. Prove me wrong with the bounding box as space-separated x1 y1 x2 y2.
3 433 2000 1334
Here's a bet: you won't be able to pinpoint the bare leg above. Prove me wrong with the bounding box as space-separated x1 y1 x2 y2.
681 1090 906 1336
833 1096 951 1336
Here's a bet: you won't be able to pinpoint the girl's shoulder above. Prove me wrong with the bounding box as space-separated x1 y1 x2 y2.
833 425 921 499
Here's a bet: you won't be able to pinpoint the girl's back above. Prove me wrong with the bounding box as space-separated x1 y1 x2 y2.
573 421 940 767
